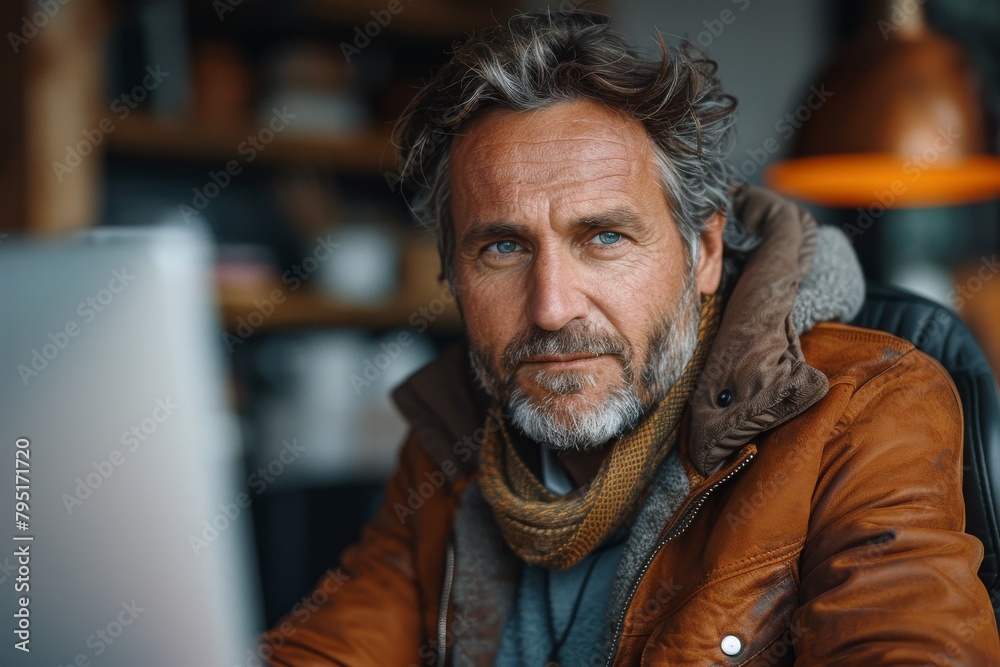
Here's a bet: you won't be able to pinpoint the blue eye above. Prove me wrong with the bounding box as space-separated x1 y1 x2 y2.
594 231 622 245
488 240 523 254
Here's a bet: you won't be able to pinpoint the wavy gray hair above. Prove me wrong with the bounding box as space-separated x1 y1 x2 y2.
393 9 759 290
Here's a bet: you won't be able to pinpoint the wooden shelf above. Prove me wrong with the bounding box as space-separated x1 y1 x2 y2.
304 0 506 39
106 113 396 172
219 282 461 333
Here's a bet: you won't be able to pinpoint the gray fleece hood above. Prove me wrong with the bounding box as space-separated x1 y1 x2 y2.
392 184 866 478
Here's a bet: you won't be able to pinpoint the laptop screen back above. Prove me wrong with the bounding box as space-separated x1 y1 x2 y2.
0 227 263 666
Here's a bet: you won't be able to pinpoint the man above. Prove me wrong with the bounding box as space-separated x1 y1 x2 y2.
266 10 1000 666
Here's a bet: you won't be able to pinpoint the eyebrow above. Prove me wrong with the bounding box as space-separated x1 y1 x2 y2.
573 208 644 232
458 207 645 251
459 222 532 253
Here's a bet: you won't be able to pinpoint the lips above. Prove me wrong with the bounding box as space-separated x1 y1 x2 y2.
522 353 603 364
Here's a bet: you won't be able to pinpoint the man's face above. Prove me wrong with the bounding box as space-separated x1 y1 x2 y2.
449 99 723 450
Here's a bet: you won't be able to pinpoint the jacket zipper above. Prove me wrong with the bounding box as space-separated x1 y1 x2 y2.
436 538 456 667
604 451 756 667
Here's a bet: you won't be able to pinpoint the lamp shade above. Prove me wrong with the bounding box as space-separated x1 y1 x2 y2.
768 154 1000 208
765 0 1000 207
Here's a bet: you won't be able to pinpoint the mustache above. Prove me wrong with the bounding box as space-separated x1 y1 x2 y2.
500 321 632 374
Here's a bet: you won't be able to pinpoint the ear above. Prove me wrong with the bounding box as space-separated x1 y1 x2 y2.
695 213 726 295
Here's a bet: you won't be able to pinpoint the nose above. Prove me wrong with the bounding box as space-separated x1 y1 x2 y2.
527 248 590 331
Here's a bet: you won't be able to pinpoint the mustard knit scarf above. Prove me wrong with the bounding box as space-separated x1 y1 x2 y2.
478 293 721 571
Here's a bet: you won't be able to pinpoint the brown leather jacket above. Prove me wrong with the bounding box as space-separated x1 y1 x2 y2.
265 187 1000 666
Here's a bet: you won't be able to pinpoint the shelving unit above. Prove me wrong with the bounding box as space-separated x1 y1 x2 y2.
107 112 396 173
219 281 461 331
106 108 438 332
96 0 513 336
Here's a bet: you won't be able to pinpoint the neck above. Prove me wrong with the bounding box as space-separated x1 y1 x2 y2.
557 445 612 486
508 425 614 487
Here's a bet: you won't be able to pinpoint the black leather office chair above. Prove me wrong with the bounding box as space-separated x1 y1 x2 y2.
850 285 1000 624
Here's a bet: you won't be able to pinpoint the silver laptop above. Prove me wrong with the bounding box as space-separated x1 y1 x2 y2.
0 226 263 666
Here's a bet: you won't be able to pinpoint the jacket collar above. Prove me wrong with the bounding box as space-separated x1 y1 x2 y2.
392 185 865 478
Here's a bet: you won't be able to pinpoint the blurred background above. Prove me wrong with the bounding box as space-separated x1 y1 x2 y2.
1 0 999 628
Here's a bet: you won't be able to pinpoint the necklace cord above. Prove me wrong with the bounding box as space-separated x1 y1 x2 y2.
543 547 606 664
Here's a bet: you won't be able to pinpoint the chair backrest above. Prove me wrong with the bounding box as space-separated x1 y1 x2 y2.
850 284 1000 621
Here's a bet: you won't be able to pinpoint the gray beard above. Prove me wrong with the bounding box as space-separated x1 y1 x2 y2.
469 278 702 452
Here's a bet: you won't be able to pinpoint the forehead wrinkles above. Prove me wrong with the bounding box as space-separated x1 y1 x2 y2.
450 108 657 204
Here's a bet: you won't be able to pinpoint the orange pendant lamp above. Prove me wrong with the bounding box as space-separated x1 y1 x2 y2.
766 0 1000 208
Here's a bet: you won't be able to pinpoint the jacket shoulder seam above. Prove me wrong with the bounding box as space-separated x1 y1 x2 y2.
809 321 918 349
828 346 960 440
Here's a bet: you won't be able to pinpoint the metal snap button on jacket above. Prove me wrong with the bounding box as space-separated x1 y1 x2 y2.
717 389 734 407
720 634 742 656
